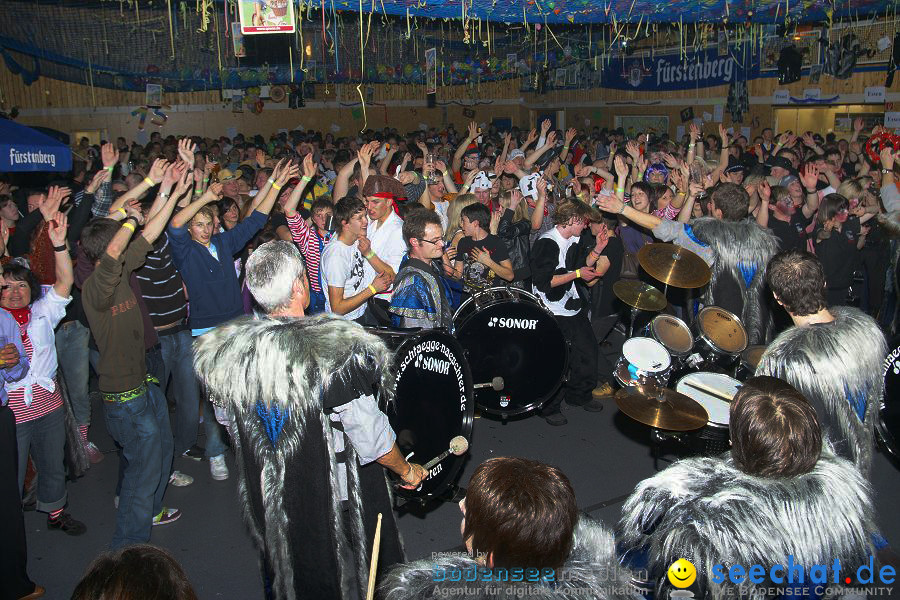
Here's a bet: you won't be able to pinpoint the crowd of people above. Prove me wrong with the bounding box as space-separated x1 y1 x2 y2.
1 115 899 599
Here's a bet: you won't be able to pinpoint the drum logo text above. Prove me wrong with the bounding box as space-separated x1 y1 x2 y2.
488 317 539 330
414 353 452 375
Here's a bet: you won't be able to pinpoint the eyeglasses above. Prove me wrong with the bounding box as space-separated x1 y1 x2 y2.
419 237 445 246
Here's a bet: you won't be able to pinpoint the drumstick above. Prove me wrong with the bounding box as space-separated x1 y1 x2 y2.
423 436 469 471
366 513 383 600
684 379 737 402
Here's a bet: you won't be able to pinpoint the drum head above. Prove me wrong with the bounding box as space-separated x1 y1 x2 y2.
651 315 693 355
698 307 748 354
880 341 900 466
741 345 766 369
623 337 671 373
454 297 567 416
381 330 474 500
676 372 740 427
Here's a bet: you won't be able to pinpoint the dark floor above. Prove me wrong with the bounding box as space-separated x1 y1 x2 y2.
24 329 900 598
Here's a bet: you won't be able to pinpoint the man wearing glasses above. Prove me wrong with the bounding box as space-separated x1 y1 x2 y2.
389 209 454 330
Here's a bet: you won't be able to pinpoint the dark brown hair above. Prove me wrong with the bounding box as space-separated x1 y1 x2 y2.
332 196 366 231
816 193 849 226
80 218 123 263
71 544 198 600
730 375 822 478
463 457 578 570
552 198 592 226
401 207 442 247
766 249 827 316
709 182 749 221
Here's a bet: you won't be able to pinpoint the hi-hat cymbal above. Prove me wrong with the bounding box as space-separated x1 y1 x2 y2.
615 384 708 431
613 280 667 312
637 243 712 289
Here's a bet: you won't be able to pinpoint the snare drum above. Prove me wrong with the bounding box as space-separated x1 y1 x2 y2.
734 345 767 382
614 337 672 388
453 287 568 417
368 328 474 501
693 307 748 369
675 372 740 455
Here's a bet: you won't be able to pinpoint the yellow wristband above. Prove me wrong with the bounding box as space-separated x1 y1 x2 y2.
122 221 136 233
116 207 127 218
143 177 154 187
368 284 377 295
575 269 581 279
271 183 283 191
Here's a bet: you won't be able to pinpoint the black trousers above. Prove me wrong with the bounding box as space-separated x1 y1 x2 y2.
0 404 37 600
541 313 598 415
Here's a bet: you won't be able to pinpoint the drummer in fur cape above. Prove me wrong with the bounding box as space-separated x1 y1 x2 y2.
756 249 886 477
597 182 779 345
193 241 427 600
618 376 878 600
380 456 642 600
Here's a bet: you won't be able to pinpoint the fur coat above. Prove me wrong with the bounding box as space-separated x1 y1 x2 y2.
379 516 642 600
618 448 876 600
193 315 403 600
755 306 885 477
691 217 780 345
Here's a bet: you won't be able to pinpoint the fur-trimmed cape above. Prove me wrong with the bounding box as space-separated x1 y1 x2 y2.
618 449 876 600
755 306 885 477
193 314 402 600
691 217 780 345
379 516 642 599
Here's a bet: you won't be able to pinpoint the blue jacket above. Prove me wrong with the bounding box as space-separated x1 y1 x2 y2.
167 210 268 330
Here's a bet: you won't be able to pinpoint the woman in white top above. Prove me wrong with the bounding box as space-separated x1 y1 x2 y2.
2 212 84 534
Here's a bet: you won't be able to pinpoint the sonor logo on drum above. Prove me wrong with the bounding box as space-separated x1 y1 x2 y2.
414 353 451 375
487 316 539 330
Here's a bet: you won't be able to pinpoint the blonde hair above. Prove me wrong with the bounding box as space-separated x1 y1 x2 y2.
836 178 864 203
770 185 790 205
499 190 529 223
445 193 478 242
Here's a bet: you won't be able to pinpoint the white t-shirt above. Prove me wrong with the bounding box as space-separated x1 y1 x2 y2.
365 211 407 301
321 238 368 321
433 201 450 232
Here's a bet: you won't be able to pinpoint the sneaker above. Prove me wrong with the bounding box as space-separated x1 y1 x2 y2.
582 398 606 413
592 382 615 400
182 445 205 461
210 454 229 480
152 507 182 526
84 441 105 464
544 412 568 426
47 512 87 536
169 471 194 487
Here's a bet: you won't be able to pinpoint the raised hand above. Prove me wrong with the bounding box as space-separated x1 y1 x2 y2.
124 199 144 225
689 123 700 141
276 161 300 185
202 182 224 202
148 158 168 184
85 169 111 194
799 163 819 190
525 128 538 145
536 177 548 198
434 160 447 174
302 153 317 179
614 156 629 180
757 179 771 202
718 124 730 145
625 140 640 158
596 193 624 215
853 117 864 133
47 212 68 246
540 119 551 134
101 142 119 169
545 131 558 147
467 121 478 141
565 128 577 145
174 167 194 197
40 186 70 221
178 138 197 168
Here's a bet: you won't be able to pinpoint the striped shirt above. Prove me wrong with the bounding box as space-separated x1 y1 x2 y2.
134 232 189 328
286 214 333 293
7 326 62 424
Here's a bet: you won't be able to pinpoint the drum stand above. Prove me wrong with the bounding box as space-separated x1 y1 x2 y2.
648 429 688 471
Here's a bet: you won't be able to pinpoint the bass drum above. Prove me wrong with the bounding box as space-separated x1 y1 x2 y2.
880 339 900 469
454 287 568 417
368 328 474 501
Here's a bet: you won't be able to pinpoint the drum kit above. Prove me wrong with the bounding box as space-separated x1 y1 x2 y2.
611 243 766 465
368 287 570 504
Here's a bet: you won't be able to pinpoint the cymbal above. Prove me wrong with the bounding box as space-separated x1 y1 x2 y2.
615 384 708 431
637 243 712 289
613 280 667 312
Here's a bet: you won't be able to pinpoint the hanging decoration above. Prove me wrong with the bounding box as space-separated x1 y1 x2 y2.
865 131 900 164
130 105 170 130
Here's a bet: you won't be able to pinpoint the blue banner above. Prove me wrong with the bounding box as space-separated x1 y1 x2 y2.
602 46 759 91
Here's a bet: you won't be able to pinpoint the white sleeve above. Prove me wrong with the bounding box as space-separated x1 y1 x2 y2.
331 395 396 465
32 287 72 329
321 246 349 290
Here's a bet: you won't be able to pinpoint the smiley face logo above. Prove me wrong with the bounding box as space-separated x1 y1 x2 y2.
667 558 697 588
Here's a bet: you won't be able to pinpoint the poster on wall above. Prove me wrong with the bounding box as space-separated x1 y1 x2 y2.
232 23 246 57
238 0 295 34
425 48 437 94
145 84 163 107
603 45 758 91
232 94 244 113
615 115 670 137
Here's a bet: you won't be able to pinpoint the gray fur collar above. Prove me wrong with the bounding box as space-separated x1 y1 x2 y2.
755 306 885 476
379 517 641 600
618 448 876 600
692 217 780 344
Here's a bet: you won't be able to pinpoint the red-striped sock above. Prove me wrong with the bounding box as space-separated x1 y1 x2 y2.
49 508 63 521
79 425 88 443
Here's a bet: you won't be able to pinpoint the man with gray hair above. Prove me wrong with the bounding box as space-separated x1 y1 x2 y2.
198 240 426 599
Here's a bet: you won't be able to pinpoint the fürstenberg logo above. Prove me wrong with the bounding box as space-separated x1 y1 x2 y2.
488 317 539 330
414 353 451 375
